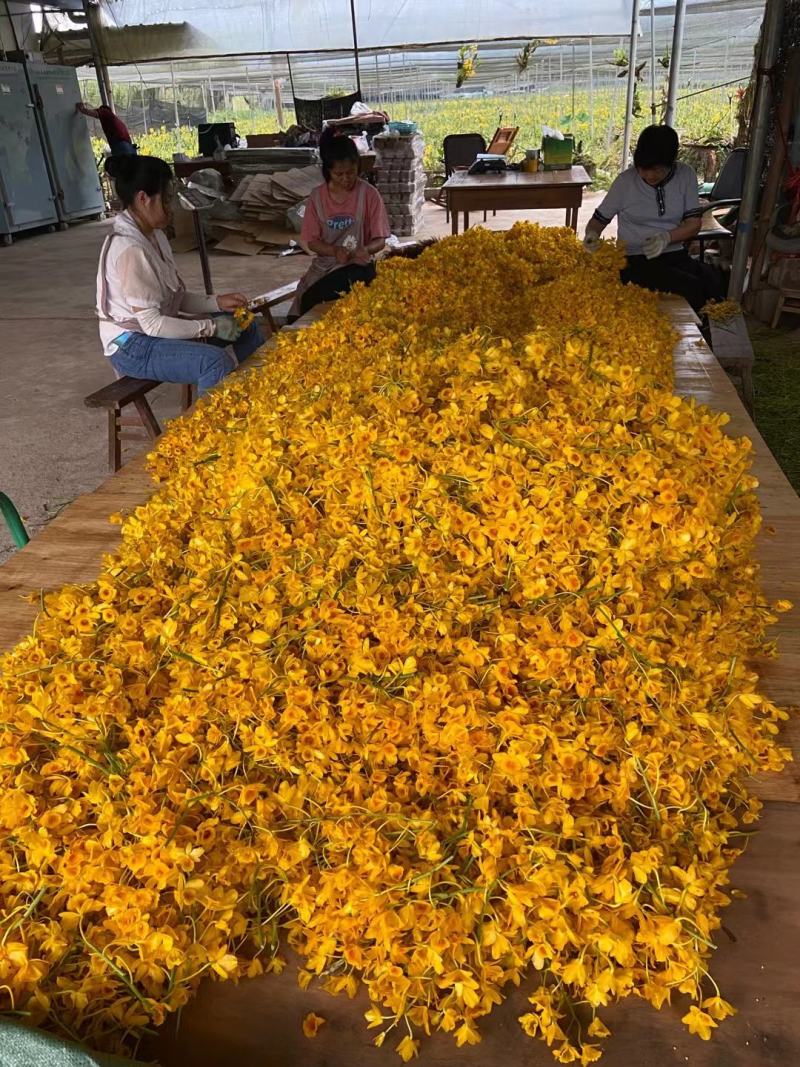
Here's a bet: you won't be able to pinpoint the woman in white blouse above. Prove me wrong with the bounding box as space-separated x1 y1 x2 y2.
97 155 261 393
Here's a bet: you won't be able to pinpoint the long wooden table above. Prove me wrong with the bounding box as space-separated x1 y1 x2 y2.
443 166 592 235
1 300 799 1066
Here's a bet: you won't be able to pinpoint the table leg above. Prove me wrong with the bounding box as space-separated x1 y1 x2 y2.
464 211 470 232
565 207 571 227
451 208 459 237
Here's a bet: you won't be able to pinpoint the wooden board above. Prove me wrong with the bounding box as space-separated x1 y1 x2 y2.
708 312 754 366
143 800 800 1067
0 455 151 648
1 300 799 1067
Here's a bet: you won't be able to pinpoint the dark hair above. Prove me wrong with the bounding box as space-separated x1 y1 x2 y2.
633 124 679 169
321 135 359 182
104 154 173 208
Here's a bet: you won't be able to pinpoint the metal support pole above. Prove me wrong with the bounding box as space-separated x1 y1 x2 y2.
285 52 296 103
621 1 640 170
665 0 687 127
192 212 213 295
274 78 284 130
571 42 576 127
375 53 380 103
349 0 362 96
81 0 110 108
140 75 149 134
728 0 785 300
649 0 657 120
589 39 594 140
170 61 179 129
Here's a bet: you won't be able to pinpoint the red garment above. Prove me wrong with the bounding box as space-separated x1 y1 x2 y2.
97 106 132 145
302 180 390 256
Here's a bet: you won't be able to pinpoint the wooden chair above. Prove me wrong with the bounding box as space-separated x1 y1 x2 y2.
695 148 748 263
770 285 800 328
486 125 519 156
442 134 489 224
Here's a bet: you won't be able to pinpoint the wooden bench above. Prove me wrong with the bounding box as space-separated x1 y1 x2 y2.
85 378 195 473
84 283 299 473
708 313 755 415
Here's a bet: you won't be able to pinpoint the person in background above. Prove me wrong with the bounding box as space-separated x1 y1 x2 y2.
97 155 261 394
289 135 390 320
583 124 723 317
77 101 137 156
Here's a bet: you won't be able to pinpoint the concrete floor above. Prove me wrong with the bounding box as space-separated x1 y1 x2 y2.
0 192 607 562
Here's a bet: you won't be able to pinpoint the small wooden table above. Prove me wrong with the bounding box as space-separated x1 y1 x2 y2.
443 166 592 235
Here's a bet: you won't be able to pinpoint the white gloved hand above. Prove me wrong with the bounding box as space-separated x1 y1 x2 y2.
642 231 670 260
582 232 601 254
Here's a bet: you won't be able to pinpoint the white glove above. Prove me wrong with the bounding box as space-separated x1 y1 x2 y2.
582 233 601 254
642 231 670 260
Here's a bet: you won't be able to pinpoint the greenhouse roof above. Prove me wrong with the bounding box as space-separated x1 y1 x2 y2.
91 1 634 59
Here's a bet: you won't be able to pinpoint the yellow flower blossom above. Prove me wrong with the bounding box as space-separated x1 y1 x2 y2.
682 1005 718 1040
302 1012 326 1038
0 224 791 1063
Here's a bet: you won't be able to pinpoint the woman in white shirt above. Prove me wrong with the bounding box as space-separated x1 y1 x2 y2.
583 125 723 317
97 155 261 393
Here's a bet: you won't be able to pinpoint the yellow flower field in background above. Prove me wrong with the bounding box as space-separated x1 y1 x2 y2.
0 225 791 1064
93 85 740 182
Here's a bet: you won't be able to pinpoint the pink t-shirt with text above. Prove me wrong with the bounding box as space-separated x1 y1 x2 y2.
301 180 391 249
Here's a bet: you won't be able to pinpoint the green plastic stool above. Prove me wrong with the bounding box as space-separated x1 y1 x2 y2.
0 492 30 548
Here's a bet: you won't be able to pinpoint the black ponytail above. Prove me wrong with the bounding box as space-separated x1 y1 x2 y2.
104 155 173 208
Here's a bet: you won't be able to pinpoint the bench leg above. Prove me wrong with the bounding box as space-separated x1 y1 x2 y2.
132 395 162 440
108 408 121 473
770 294 784 330
180 383 196 411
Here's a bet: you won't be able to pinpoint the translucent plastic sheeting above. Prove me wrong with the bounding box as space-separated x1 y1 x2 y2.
97 0 634 59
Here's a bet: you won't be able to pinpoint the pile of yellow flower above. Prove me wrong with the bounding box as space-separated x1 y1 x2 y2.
701 299 743 325
0 225 791 1063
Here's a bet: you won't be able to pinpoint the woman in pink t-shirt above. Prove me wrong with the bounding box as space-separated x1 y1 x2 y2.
290 136 390 319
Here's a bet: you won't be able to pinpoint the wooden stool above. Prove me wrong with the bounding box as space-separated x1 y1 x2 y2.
769 286 800 329
255 281 300 334
85 378 195 473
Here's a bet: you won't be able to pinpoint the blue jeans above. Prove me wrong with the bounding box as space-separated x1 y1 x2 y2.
109 322 262 394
